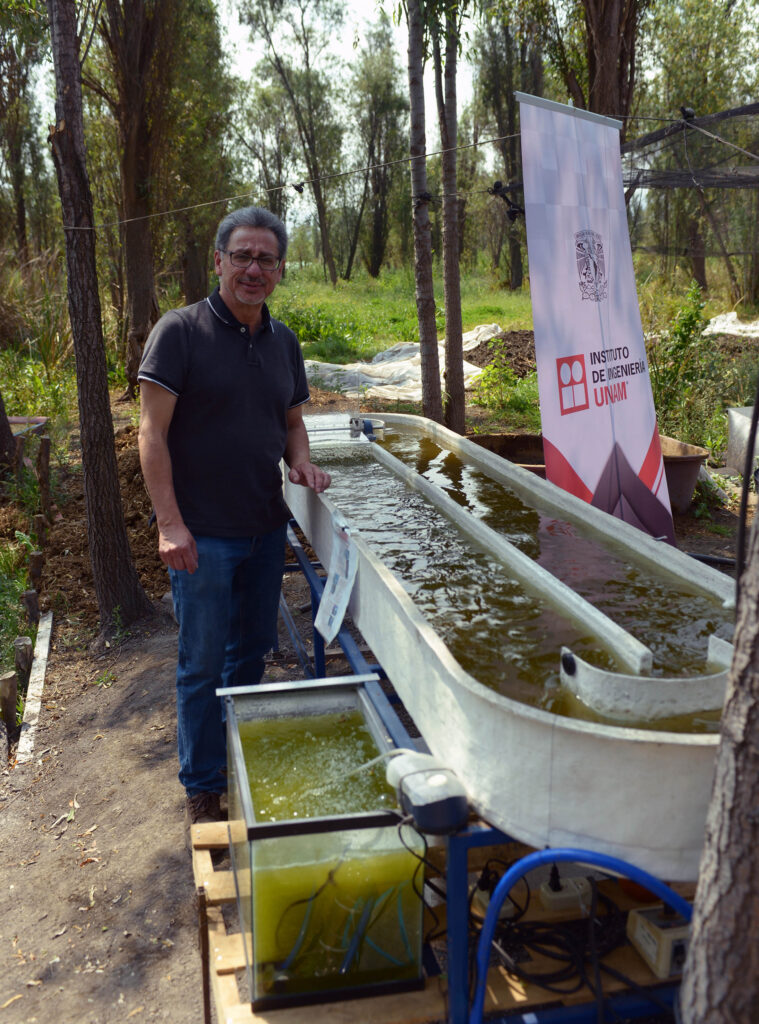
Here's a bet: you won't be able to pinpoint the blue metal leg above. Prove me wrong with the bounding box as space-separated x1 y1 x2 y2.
310 587 326 676
446 831 472 1024
446 825 513 1024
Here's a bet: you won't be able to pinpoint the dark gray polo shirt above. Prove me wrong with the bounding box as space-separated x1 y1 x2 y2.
138 288 309 537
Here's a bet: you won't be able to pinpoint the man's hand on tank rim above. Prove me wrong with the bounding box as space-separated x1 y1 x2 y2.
288 462 332 493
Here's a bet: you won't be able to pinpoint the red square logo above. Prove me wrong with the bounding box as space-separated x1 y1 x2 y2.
556 355 589 415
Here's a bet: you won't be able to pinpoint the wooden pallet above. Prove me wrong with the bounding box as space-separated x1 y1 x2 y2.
191 821 691 1024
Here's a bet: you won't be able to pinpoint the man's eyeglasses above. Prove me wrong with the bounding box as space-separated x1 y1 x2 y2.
222 249 282 271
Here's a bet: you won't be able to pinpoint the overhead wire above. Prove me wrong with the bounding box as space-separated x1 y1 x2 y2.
61 130 522 232
60 108 757 232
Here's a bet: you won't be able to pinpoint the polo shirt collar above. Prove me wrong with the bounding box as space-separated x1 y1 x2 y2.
206 286 273 333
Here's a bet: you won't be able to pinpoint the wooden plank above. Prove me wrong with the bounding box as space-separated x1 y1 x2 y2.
244 980 444 1024
212 933 246 974
193 819 245 848
204 869 237 906
15 611 53 764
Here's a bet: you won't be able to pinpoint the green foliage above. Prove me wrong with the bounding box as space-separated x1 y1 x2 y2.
0 249 78 421
272 293 378 363
13 462 41 519
471 345 541 430
647 282 758 456
648 281 707 417
0 537 29 677
0 349 76 419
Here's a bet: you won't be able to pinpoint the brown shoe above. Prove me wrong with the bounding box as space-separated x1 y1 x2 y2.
185 791 226 853
185 791 225 825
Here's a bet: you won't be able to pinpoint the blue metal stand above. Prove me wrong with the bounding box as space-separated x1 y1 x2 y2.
446 824 513 1024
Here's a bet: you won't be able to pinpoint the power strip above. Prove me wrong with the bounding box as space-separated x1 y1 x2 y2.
539 876 591 912
472 886 517 920
626 904 691 979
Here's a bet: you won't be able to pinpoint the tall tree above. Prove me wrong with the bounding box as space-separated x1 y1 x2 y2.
82 0 183 396
680 515 759 1021
232 79 299 225
157 0 234 305
640 0 756 299
430 2 466 433
239 0 343 285
497 0 652 139
351 12 409 278
46 0 152 632
406 0 443 423
0 6 46 265
472 12 543 287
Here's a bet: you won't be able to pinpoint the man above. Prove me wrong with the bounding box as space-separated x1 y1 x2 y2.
138 206 330 835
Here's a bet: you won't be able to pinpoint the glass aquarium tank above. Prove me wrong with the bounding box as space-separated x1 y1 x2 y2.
224 678 425 1010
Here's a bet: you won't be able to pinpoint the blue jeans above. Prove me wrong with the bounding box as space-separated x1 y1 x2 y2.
169 525 286 796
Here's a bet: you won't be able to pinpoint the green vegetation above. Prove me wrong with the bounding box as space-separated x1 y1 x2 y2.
272 266 533 362
0 535 30 673
471 360 541 431
646 282 759 458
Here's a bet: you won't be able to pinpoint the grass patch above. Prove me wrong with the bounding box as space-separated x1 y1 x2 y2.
273 267 533 364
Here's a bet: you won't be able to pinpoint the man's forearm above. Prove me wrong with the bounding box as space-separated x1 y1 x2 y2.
138 430 184 531
284 418 311 468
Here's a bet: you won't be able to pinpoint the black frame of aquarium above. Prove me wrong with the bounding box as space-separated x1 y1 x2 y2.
220 675 426 1011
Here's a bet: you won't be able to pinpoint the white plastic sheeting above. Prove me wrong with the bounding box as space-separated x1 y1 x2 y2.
705 312 759 337
305 323 502 402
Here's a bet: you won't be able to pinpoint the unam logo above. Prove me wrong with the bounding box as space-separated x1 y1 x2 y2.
557 355 589 415
575 229 608 302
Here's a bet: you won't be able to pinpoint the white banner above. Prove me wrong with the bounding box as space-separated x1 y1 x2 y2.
517 93 674 544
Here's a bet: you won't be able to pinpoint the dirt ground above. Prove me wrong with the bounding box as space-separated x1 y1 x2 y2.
0 335 749 1023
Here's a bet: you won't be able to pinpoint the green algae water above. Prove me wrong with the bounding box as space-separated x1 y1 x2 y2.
235 712 422 1002
310 435 733 733
240 712 395 820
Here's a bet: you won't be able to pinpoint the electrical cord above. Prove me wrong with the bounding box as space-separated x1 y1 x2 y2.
394 814 444 943
486 876 628 998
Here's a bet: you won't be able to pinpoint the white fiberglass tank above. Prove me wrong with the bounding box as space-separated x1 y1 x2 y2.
286 413 735 881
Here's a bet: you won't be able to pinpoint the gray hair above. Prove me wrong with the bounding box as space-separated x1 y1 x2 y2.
215 206 288 259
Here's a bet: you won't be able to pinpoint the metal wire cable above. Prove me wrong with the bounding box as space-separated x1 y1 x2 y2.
60 108 756 232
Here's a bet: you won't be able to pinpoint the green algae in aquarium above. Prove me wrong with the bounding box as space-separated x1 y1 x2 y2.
231 708 423 1005
239 711 396 820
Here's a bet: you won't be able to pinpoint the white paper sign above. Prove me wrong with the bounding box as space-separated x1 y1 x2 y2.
314 514 359 645
518 92 675 544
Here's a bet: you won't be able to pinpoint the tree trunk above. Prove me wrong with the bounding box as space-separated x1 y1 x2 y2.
583 0 640 139
121 110 160 395
433 11 465 435
46 0 153 634
747 189 759 306
0 390 15 473
687 216 707 292
680 519 759 1021
11 152 28 268
311 175 338 286
180 216 208 305
407 0 442 423
343 169 370 281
